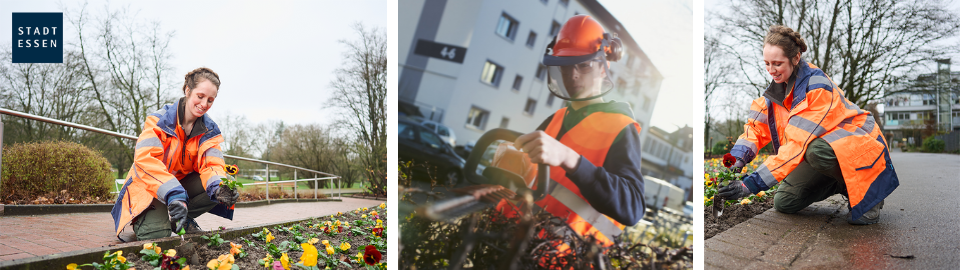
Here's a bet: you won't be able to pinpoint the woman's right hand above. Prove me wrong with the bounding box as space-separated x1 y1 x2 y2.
168 200 189 233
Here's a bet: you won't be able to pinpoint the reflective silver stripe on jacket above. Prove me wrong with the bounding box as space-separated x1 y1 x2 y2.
547 184 623 238
156 178 182 203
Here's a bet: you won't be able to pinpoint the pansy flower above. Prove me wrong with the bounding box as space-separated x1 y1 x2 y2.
722 153 737 168
363 245 381 265
298 243 318 267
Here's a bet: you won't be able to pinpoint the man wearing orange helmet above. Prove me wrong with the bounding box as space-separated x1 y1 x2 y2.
506 15 646 246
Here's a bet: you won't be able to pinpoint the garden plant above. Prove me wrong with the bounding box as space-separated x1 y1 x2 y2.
703 153 778 239
63 203 388 270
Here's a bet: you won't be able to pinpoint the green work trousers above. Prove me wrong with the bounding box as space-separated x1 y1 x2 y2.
132 173 218 240
773 138 848 214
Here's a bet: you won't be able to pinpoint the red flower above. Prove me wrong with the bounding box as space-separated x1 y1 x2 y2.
722 153 737 168
372 227 383 237
363 245 381 265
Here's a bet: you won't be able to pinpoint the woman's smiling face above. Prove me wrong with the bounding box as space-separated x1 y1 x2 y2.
763 44 798 84
185 80 218 119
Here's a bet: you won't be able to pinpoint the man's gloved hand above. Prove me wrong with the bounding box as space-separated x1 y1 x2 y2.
717 180 753 201
215 186 240 206
168 200 189 233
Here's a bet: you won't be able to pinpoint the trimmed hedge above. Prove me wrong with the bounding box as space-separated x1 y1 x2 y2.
923 136 945 153
1 141 112 203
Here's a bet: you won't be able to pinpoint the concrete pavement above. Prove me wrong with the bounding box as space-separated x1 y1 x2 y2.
705 150 960 269
0 197 384 261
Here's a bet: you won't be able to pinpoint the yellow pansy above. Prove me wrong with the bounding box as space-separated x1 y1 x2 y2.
340 242 351 251
379 202 386 209
66 263 78 270
322 239 330 246
299 243 318 267
308 238 319 245
326 245 335 255
165 249 176 257
266 232 275 243
280 253 290 270
361 214 367 219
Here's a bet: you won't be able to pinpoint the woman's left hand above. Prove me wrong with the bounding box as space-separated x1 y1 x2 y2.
515 131 581 171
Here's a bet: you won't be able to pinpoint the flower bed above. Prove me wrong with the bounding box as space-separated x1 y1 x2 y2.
703 154 777 239
64 203 387 270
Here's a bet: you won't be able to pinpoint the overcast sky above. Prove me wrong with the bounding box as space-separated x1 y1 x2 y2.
1 0 388 126
601 0 694 132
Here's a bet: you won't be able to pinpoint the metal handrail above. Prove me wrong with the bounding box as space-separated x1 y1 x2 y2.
0 107 342 200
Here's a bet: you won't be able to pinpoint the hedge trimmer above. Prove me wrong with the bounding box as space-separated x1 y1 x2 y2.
418 128 550 221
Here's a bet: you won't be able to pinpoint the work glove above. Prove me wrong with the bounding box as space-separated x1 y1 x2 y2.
168 200 189 234
215 185 240 206
716 180 753 201
728 159 746 174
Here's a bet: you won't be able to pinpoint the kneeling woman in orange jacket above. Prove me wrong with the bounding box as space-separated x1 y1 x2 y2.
716 26 899 225
112 67 238 241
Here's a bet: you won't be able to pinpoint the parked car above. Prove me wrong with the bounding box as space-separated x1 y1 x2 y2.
419 120 456 147
454 140 475 159
399 118 465 186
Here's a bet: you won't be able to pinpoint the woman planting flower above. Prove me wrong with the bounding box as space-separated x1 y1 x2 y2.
112 67 241 241
715 25 899 225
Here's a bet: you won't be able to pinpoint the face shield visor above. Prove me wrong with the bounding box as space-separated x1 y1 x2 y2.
542 42 616 102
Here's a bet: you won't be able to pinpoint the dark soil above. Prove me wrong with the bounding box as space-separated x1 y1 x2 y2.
128 204 386 269
704 194 776 239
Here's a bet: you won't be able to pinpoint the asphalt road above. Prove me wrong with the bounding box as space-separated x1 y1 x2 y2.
789 150 960 269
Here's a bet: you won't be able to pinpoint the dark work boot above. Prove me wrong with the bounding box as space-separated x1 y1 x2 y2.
848 200 884 225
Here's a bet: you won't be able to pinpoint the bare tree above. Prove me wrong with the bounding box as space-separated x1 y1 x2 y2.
327 23 387 195
713 0 960 108
64 2 177 172
704 34 736 149
0 48 90 143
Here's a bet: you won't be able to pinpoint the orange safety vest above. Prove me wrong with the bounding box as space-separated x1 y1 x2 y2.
496 106 640 246
111 99 231 237
731 60 899 220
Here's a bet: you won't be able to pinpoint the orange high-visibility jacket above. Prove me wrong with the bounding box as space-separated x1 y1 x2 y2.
111 99 231 237
497 106 641 246
731 60 899 220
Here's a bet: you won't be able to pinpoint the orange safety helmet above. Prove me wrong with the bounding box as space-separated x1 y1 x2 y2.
549 15 622 60
543 15 622 101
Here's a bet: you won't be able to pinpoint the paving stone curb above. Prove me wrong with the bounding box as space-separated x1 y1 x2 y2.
705 195 846 269
0 215 320 269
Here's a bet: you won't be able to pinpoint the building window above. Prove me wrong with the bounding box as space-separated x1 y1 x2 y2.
512 75 523 91
481 61 504 87
496 13 519 41
549 20 561 36
633 80 643 96
466 106 490 130
526 31 538 48
547 94 556 106
500 117 510 128
642 97 651 112
559 0 569 7
536 64 547 80
524 98 538 115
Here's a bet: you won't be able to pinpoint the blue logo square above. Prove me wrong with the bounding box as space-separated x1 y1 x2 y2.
12 12 63 63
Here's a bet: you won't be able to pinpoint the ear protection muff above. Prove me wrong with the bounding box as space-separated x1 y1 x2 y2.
544 33 622 62
603 33 623 62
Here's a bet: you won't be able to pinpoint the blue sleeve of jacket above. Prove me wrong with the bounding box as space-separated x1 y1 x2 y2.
564 124 646 226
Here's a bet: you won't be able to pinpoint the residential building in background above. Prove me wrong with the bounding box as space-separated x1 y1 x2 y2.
399 0 663 149
882 60 959 147
641 125 693 201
